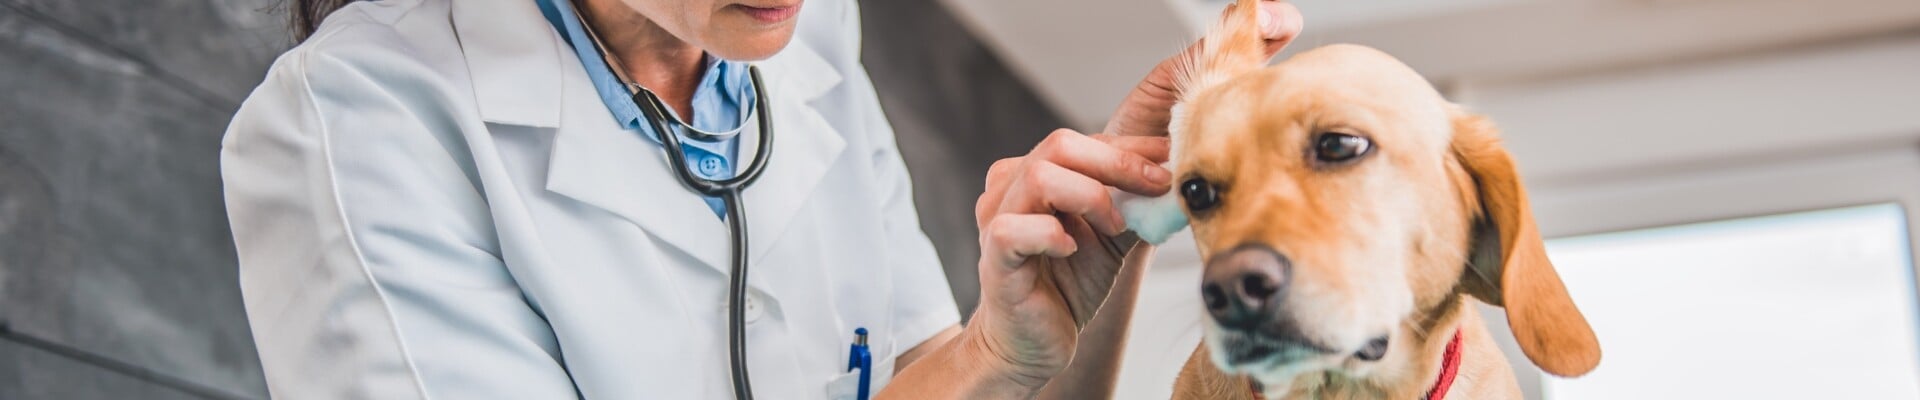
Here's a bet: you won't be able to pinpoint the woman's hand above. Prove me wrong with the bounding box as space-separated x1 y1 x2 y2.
968 129 1172 389
884 3 1302 398
961 1 1302 393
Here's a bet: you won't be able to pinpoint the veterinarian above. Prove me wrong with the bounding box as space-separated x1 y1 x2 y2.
219 0 1300 398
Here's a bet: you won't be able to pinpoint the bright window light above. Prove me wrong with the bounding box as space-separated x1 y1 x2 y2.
1541 204 1920 399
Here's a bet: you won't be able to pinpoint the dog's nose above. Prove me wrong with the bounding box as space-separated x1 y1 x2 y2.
1201 244 1291 331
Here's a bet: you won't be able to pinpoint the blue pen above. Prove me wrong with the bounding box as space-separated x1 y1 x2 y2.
847 328 873 400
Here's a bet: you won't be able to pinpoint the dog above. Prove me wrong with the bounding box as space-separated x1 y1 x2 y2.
1154 2 1602 398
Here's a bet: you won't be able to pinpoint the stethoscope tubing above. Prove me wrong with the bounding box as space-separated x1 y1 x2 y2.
573 0 773 393
719 192 753 400
634 65 775 400
642 66 776 197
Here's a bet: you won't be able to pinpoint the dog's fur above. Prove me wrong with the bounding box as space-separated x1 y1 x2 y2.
1162 2 1601 398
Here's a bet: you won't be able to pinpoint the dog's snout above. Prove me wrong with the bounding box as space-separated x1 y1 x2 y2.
1202 244 1291 330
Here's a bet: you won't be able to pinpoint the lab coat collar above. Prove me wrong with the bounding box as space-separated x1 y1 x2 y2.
453 0 848 289
451 0 565 127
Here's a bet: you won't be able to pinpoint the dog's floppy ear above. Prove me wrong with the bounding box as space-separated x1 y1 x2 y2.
1450 108 1601 377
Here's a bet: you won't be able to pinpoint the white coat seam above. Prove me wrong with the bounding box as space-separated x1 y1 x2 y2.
296 32 437 400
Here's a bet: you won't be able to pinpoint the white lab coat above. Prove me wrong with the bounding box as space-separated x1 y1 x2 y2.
218 0 960 398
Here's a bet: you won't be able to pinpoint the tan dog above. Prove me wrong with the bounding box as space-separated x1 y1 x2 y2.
1159 2 1601 398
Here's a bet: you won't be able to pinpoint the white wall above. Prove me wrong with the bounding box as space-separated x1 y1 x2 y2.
938 0 1920 131
1464 34 1920 189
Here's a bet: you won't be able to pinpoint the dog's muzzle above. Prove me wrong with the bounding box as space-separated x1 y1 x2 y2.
1202 244 1349 364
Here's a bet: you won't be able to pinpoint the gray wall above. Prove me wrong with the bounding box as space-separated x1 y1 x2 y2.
860 0 1070 319
0 0 283 398
0 0 1063 398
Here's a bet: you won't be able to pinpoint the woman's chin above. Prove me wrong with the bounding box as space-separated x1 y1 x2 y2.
704 29 797 61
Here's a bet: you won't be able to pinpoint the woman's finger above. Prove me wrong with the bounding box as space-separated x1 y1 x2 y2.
1223 0 1303 58
975 156 1025 228
1031 129 1171 196
997 160 1126 237
981 213 1076 269
1257 1 1303 55
976 133 1169 233
1089 135 1172 164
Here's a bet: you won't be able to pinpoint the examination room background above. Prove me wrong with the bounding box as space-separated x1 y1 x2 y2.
0 0 1054 397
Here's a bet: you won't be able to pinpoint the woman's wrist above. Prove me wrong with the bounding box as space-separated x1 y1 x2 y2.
956 317 1058 397
880 319 1057 399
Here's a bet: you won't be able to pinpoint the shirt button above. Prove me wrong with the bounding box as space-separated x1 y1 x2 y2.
695 154 727 179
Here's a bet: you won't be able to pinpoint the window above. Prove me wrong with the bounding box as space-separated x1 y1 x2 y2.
1541 204 1920 399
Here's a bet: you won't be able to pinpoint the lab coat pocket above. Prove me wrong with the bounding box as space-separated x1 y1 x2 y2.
822 369 862 400
822 356 894 400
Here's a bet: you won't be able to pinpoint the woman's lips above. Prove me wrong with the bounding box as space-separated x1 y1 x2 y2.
734 3 801 24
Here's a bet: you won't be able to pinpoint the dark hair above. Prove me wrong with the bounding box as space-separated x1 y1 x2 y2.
289 0 358 41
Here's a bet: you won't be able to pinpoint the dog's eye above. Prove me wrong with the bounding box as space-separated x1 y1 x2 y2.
1313 133 1372 164
1181 177 1220 213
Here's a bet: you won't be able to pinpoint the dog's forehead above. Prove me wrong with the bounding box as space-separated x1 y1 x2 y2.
1182 45 1451 152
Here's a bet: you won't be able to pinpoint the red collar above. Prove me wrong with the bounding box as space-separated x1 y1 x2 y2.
1248 329 1465 400
1426 329 1466 400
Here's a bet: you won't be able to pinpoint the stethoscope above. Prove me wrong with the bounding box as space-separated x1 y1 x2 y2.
572 4 773 399
639 69 773 400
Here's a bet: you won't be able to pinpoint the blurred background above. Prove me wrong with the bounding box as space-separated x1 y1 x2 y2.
2 0 1918 399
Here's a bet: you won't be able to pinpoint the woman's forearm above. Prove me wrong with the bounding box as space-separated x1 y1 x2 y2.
885 242 1157 399
1036 243 1154 400
880 320 1049 399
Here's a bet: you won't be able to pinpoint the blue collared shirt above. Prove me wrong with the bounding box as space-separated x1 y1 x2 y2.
534 0 756 218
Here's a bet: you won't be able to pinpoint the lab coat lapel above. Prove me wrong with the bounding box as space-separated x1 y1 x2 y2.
730 35 846 400
545 87 738 277
450 1 842 396
740 39 845 266
538 31 846 294
453 0 739 284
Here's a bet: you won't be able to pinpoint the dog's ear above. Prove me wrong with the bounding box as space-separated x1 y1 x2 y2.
1450 107 1601 377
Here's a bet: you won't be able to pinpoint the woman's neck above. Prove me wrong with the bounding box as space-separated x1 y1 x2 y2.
576 0 704 119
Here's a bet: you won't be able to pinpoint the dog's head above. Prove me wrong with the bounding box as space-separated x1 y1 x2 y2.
1173 44 1600 389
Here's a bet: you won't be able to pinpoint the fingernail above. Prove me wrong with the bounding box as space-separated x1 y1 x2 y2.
1258 7 1275 32
1144 164 1172 186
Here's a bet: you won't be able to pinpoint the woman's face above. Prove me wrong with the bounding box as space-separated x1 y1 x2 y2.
623 0 803 61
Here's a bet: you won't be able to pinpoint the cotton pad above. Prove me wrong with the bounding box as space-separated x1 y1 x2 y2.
1114 188 1187 244
1114 161 1189 244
